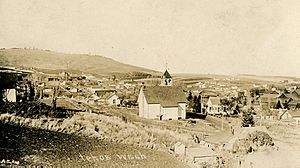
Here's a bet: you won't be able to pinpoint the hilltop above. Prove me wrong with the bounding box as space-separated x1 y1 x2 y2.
0 48 159 77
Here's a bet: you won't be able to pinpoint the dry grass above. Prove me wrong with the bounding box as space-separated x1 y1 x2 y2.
0 112 195 153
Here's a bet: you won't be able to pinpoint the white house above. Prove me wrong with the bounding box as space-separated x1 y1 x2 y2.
98 92 120 106
279 110 300 124
106 93 120 106
207 96 223 115
138 86 187 120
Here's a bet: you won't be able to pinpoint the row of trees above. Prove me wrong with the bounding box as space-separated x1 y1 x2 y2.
187 91 202 113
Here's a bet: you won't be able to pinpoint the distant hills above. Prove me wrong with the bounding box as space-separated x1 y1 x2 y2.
0 48 159 78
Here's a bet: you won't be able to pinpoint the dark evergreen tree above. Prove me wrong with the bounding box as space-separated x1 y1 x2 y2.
242 110 255 127
187 91 193 102
194 95 201 113
187 91 194 109
193 95 198 112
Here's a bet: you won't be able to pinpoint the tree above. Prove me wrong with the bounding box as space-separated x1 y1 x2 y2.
187 91 193 102
187 91 194 109
274 100 282 109
193 95 201 113
193 95 198 111
233 104 240 115
242 110 255 127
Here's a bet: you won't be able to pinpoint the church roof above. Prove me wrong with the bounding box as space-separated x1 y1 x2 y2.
142 86 186 107
162 70 172 78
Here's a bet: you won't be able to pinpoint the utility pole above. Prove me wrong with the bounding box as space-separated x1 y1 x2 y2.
221 114 224 130
52 86 57 110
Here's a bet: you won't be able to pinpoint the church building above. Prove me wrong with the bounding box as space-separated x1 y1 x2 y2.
137 70 187 120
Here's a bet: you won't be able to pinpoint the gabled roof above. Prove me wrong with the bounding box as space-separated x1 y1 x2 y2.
208 97 221 106
142 86 186 107
278 93 289 99
100 92 118 100
293 89 300 96
288 100 300 105
162 70 172 78
286 110 300 118
286 93 299 101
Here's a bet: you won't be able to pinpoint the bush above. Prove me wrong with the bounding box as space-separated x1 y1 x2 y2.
232 131 274 154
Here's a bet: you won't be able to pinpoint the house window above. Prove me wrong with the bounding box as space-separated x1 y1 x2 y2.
113 99 116 104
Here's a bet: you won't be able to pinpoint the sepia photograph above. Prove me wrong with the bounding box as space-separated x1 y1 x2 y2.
1 0 300 167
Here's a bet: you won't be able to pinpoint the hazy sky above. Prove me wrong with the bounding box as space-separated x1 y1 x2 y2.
1 0 300 76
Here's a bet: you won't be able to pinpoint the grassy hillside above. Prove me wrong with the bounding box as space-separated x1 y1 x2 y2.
0 48 159 77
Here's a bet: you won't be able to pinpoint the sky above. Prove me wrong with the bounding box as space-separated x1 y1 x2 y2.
1 0 300 76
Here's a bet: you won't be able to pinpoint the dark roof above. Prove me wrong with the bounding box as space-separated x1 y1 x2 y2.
143 86 186 107
162 70 172 78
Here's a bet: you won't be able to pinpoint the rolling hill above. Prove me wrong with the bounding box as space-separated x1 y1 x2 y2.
0 48 159 77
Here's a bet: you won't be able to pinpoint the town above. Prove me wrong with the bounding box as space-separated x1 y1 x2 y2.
1 1 300 167
1 54 300 167
2 65 300 123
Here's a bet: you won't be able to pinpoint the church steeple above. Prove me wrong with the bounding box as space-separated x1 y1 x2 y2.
161 69 172 86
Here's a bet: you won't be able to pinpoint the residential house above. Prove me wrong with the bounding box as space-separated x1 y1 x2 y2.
46 76 60 86
90 89 120 106
277 93 293 107
279 110 300 124
206 97 223 115
101 93 120 106
291 89 300 99
138 86 187 120
260 93 278 110
0 66 33 102
278 92 300 109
